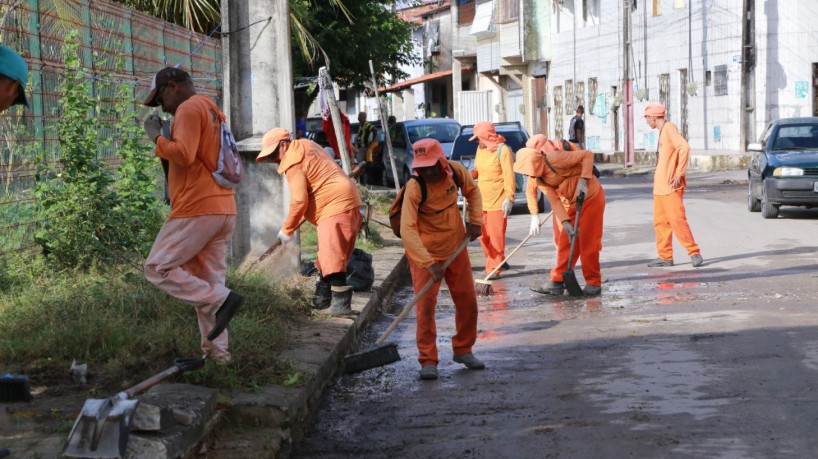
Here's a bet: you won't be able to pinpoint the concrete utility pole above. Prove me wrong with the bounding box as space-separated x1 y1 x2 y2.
622 0 634 167
221 0 296 264
740 0 756 151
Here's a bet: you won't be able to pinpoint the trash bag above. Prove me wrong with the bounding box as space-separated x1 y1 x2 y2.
300 260 319 277
346 248 375 292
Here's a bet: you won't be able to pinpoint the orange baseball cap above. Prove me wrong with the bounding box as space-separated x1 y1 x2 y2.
644 103 666 118
411 138 446 170
256 128 291 162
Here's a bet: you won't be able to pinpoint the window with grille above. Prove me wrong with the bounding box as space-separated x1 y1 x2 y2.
576 81 585 112
554 86 564 139
498 0 520 23
588 78 598 113
565 80 573 113
653 0 661 16
714 65 728 96
659 73 670 120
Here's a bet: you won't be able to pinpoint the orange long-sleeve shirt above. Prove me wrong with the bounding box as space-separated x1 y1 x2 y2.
400 162 482 269
278 139 362 235
155 95 236 218
473 143 516 211
654 121 690 196
526 149 600 223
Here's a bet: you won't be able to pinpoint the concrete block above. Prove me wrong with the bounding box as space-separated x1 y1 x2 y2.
139 384 217 428
132 402 176 432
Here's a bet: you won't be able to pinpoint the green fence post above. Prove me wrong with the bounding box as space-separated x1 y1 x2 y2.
26 0 44 153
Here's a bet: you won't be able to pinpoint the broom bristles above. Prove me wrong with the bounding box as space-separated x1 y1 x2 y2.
475 279 494 296
344 343 401 374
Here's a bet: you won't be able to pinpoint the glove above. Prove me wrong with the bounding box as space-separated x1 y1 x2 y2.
529 215 540 236
562 220 576 238
427 263 444 282
277 230 293 244
502 198 513 217
576 178 588 199
143 114 163 144
466 223 482 242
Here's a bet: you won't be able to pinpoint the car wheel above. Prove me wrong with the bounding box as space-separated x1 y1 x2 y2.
760 182 779 219
747 179 761 212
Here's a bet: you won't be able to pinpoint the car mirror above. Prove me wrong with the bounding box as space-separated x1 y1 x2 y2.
747 142 763 152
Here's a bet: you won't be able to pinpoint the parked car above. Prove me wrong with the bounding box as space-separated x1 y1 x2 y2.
451 122 544 214
382 119 462 187
747 117 818 218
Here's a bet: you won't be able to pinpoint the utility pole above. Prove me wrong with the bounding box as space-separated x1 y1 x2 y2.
622 0 634 167
740 0 756 151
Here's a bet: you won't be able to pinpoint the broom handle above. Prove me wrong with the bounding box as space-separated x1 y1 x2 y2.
375 237 470 347
479 211 553 282
247 219 307 269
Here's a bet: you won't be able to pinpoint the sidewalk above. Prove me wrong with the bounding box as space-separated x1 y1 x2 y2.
595 149 749 174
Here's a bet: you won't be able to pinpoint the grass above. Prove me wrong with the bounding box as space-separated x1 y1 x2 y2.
0 255 312 390
298 211 386 261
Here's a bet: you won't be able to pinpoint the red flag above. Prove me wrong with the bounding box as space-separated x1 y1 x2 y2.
319 76 353 160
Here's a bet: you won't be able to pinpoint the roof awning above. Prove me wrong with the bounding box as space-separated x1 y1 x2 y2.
381 66 475 93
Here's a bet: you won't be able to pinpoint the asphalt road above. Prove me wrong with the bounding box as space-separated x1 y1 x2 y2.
295 170 818 459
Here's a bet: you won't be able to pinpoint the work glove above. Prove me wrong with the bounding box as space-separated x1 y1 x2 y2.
562 220 576 238
466 223 482 242
143 114 163 144
470 169 479 180
575 178 588 199
529 215 541 236
502 198 513 217
427 262 444 283
277 230 293 244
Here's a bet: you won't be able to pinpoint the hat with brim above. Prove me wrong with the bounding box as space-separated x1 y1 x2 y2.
644 102 666 118
468 121 495 141
143 67 192 107
513 147 548 177
411 138 446 170
0 46 28 107
256 128 291 162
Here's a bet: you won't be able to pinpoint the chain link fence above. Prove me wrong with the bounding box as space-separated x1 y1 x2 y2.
0 0 222 255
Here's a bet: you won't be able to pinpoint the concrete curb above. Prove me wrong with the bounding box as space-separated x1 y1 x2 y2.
211 243 410 458
595 150 750 175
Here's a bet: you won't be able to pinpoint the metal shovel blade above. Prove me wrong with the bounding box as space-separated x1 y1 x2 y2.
63 397 139 458
562 269 584 296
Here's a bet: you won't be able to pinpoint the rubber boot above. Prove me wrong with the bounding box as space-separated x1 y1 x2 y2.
312 280 331 309
530 281 564 295
318 285 357 316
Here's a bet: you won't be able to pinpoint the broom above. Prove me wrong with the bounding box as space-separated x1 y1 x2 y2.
344 237 470 374
475 211 553 296
239 220 306 273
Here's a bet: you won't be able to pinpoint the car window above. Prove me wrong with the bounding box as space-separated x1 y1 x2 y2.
772 124 818 150
390 125 406 148
450 134 477 160
759 124 772 146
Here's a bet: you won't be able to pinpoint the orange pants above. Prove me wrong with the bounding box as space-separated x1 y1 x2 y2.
316 207 362 276
480 210 507 274
653 191 700 260
550 188 605 287
409 248 478 366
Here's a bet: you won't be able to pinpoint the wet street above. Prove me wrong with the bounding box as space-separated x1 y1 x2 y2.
295 170 818 458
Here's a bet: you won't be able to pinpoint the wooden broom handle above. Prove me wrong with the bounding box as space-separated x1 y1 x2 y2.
479 211 554 282
375 237 470 347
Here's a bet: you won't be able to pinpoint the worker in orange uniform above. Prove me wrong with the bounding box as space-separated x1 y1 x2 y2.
470 122 516 276
400 138 484 380
644 103 703 268
516 134 606 296
256 128 363 315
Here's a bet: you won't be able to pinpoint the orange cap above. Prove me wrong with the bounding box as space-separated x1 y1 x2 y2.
644 103 666 118
526 134 548 150
411 138 446 169
469 121 496 141
256 128 291 162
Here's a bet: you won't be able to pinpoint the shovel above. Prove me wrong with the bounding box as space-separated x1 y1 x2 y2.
63 357 205 459
562 192 585 297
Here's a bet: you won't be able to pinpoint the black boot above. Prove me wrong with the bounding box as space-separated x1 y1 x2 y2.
318 285 357 316
312 280 331 309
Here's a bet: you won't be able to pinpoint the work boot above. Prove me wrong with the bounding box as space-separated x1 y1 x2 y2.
530 281 564 295
318 285 358 316
501 262 511 271
691 253 704 267
207 291 244 341
583 284 602 296
647 258 674 267
419 364 438 380
453 352 485 370
312 280 331 309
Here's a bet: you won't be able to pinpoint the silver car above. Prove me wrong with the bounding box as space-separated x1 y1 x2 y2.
382 119 462 187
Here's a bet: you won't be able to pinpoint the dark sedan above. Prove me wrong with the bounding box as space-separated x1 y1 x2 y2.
747 117 818 218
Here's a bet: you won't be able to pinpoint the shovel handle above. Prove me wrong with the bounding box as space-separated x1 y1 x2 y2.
123 357 205 399
375 237 470 347
480 211 553 282
565 193 585 271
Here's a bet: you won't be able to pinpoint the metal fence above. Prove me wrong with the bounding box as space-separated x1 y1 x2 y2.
0 0 222 255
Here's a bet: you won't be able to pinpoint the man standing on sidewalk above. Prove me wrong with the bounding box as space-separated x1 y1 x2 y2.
644 103 703 268
399 139 484 380
142 67 243 364
568 105 585 149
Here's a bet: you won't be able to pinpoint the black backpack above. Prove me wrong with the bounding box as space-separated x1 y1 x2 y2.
388 161 463 238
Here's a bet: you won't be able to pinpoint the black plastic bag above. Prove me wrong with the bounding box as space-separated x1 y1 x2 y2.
346 248 375 292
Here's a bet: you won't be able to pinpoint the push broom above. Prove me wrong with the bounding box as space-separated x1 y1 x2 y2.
344 237 470 374
474 211 553 296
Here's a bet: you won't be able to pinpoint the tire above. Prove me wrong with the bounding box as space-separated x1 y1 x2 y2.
747 179 761 212
761 182 779 219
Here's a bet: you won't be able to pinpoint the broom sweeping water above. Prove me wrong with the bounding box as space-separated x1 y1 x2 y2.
344 237 470 374
474 211 553 296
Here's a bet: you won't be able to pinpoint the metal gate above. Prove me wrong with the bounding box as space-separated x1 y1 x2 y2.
506 89 524 125
459 90 493 125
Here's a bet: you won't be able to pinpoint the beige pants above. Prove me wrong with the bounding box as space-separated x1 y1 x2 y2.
145 214 236 362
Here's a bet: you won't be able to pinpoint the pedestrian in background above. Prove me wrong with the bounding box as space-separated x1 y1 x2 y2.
142 67 243 364
519 135 606 296
644 103 703 268
0 46 28 113
569 105 585 149
256 128 363 316
399 139 484 380
295 110 307 139
470 122 516 276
